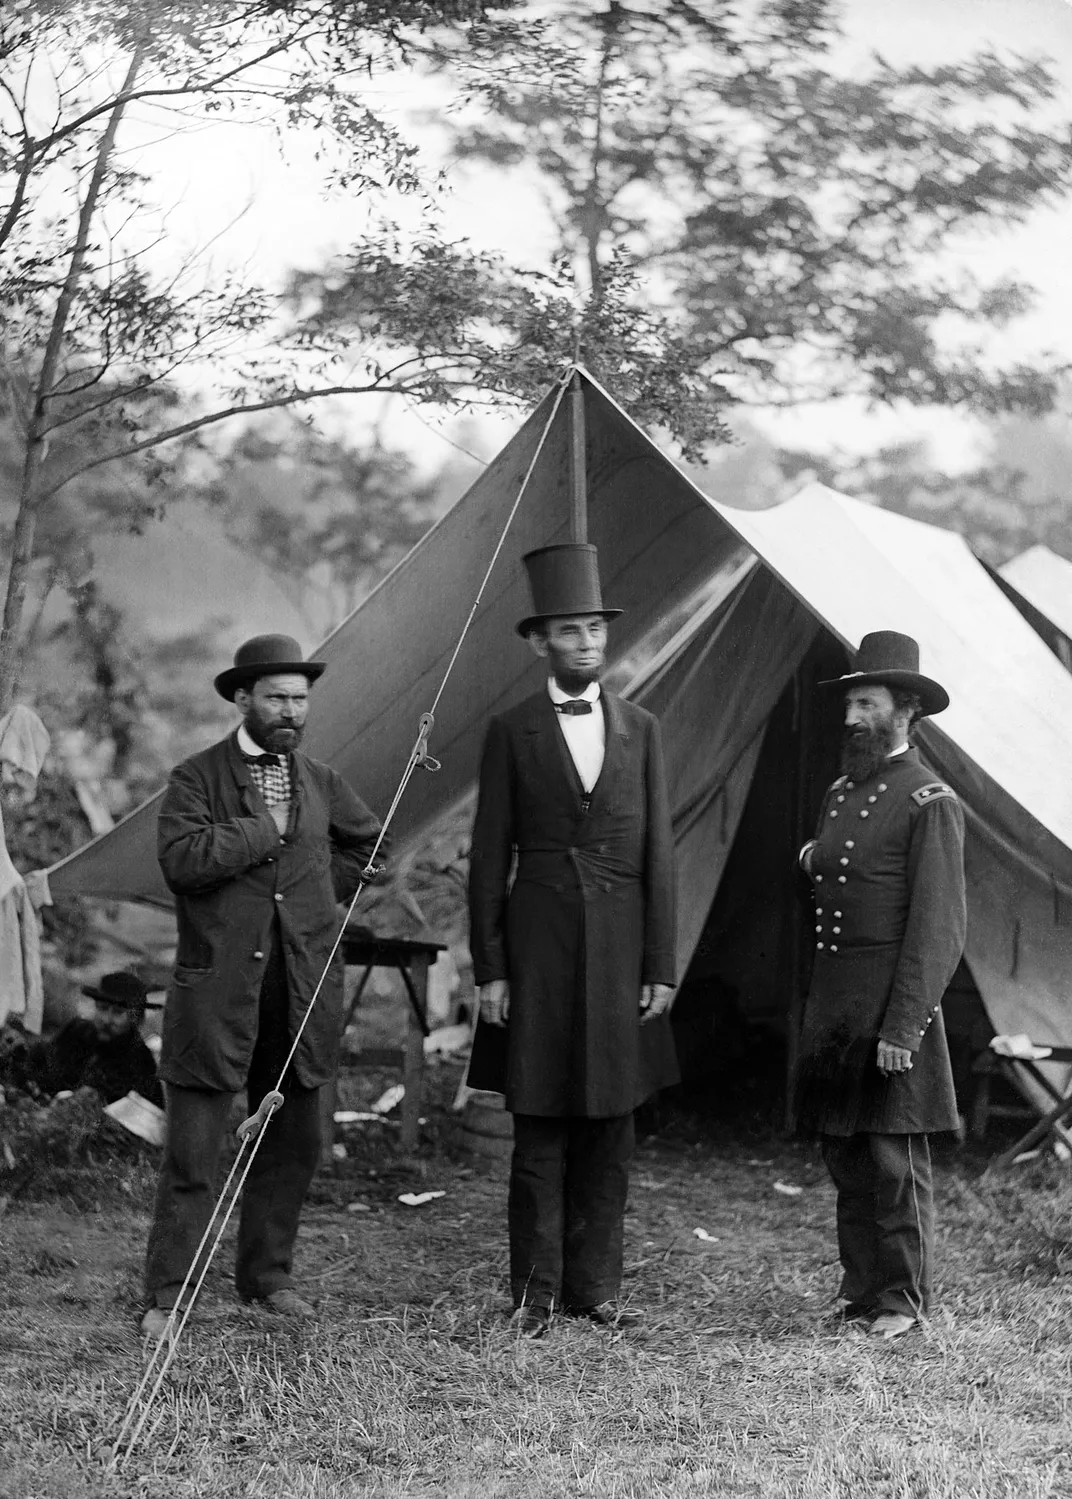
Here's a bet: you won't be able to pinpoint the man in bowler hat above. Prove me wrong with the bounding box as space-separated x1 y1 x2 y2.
796 631 966 1339
141 635 383 1339
467 545 678 1337
15 971 162 1106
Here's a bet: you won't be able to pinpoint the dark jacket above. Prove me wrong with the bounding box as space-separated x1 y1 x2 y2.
467 689 678 1116
32 1019 162 1107
794 747 966 1136
157 733 381 1091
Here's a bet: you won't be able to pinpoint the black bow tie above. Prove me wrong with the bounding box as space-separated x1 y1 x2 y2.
555 700 593 716
244 752 281 766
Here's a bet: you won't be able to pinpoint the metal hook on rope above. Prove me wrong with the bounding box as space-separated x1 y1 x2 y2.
236 1089 284 1143
413 711 441 772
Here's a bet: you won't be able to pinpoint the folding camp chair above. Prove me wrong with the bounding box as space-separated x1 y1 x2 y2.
983 1036 1072 1171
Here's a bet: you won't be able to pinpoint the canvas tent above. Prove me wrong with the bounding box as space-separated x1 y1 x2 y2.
992 545 1072 672
46 371 1072 1105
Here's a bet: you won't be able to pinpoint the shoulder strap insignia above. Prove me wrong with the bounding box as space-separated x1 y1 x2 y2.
912 781 958 807
828 775 847 793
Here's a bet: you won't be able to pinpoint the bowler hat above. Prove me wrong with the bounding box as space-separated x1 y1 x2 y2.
81 972 161 1014
214 634 326 702
820 631 949 717
516 544 623 638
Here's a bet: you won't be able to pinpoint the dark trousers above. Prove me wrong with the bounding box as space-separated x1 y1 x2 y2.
508 1112 634 1310
821 1131 935 1317
144 933 321 1308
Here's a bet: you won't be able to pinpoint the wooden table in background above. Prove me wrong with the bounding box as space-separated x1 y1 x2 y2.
320 931 447 1162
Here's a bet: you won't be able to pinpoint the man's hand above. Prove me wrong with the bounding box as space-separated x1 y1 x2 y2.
877 1039 914 1075
268 802 290 836
639 983 674 1024
479 980 510 1027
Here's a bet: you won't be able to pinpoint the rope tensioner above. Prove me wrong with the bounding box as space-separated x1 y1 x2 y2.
111 368 577 1471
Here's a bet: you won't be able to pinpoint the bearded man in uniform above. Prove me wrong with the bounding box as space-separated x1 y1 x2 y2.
796 631 966 1340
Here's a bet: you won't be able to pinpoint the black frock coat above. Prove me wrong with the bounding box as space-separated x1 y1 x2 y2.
156 733 382 1092
793 748 966 1136
467 689 678 1117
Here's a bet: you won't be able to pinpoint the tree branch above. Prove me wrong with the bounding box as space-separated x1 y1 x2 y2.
0 78 36 253
0 40 147 710
34 28 321 153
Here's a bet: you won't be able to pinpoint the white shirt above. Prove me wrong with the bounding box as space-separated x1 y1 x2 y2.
548 678 605 793
888 743 910 758
236 724 265 758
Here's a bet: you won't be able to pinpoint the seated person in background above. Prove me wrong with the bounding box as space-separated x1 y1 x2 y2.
33 971 163 1107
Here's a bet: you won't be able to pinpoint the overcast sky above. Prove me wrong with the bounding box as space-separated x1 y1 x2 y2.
127 0 1072 470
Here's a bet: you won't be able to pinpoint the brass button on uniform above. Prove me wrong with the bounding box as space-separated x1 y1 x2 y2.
840 857 849 866
830 810 838 819
253 950 264 959
860 810 869 818
838 875 847 884
274 893 284 902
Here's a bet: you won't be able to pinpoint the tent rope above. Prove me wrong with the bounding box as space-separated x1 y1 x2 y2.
111 368 573 1472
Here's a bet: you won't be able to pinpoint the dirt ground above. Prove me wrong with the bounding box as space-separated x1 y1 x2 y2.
3 1059 1072 1498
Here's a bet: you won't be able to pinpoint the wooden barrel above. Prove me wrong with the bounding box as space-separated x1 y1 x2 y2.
459 1092 513 1161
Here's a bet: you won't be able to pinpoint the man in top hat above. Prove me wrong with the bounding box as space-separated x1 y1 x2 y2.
14 971 163 1106
141 635 384 1339
795 631 966 1340
467 544 678 1338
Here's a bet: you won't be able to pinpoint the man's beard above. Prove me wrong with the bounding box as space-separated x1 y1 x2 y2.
245 709 304 755
840 720 897 782
547 647 604 696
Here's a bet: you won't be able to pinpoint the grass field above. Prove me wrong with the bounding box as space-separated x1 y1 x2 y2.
3 1065 1072 1499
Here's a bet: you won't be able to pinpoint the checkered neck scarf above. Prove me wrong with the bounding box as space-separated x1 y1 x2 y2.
244 752 291 807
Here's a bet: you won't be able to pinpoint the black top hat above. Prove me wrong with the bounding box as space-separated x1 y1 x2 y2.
820 631 949 717
516 544 623 638
214 634 326 702
81 972 161 1013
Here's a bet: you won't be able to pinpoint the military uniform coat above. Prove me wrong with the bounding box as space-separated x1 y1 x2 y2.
157 733 381 1092
467 689 678 1117
794 748 965 1136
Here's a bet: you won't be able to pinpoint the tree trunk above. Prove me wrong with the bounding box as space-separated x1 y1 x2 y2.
577 1 621 307
0 44 145 713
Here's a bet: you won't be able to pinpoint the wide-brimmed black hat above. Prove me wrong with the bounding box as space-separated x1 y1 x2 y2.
820 631 949 717
214 634 326 702
81 972 162 1014
516 544 623 638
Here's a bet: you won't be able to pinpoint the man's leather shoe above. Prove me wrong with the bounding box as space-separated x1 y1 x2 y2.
868 1311 917 1340
566 1301 644 1330
515 1304 551 1339
258 1288 316 1319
